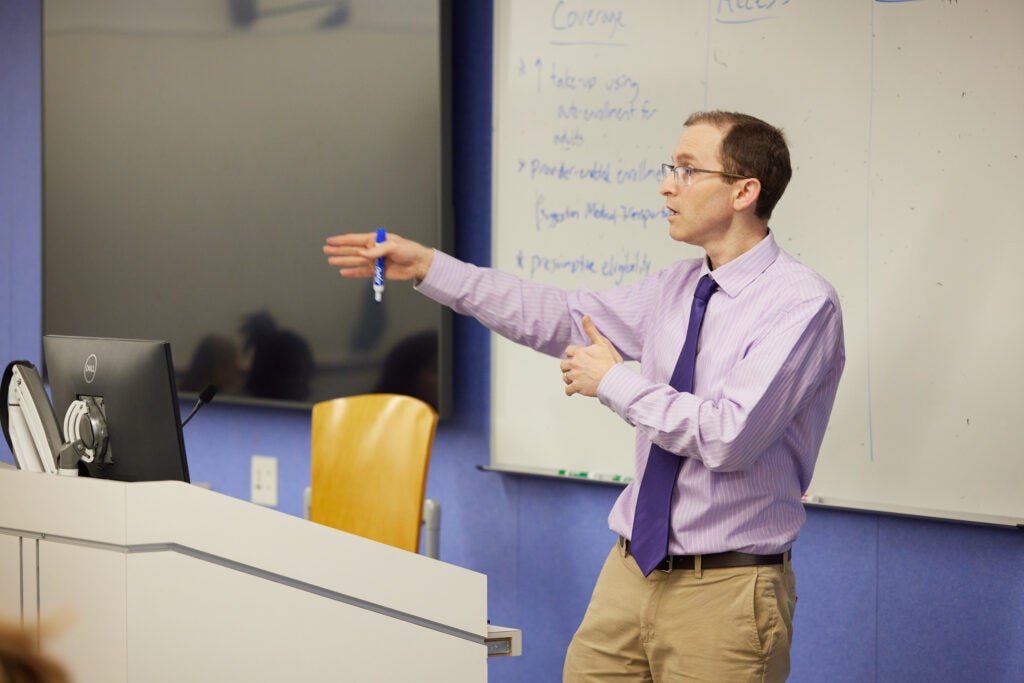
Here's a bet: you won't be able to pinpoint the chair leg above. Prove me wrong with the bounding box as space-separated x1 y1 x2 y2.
422 498 441 559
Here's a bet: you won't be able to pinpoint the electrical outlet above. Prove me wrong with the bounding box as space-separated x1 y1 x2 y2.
250 455 278 507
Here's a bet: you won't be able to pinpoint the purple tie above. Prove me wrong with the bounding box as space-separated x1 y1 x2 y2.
630 274 718 576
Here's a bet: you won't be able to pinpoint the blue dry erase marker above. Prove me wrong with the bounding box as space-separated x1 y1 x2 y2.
373 228 386 302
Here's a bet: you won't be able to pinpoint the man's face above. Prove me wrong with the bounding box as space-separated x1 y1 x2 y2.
660 123 737 247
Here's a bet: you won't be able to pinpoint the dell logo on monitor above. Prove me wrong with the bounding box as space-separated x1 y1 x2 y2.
83 354 98 383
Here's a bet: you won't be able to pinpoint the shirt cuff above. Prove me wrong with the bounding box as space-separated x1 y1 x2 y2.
414 249 464 305
597 363 651 426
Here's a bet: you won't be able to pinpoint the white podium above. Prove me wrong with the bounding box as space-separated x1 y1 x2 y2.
0 467 514 681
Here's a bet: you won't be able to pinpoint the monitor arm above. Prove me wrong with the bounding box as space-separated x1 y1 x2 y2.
63 396 109 462
2 360 102 476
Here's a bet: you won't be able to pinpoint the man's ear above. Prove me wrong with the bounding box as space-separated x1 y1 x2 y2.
732 177 761 213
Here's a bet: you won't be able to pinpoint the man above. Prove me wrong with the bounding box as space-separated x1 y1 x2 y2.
324 111 845 682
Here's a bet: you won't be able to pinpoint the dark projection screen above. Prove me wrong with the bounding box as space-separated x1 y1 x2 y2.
42 0 451 413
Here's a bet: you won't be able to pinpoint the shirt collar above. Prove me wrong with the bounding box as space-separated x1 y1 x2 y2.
701 232 780 298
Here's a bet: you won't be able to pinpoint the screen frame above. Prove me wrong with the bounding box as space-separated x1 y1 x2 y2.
40 0 454 416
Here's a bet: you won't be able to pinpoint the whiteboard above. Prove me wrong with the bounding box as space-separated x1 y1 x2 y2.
490 0 1024 525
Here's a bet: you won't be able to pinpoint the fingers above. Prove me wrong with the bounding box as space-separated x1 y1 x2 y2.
560 315 623 398
325 245 375 278
559 359 576 396
324 232 378 249
581 315 623 364
323 239 387 260
559 353 586 396
335 264 376 279
582 315 606 345
324 232 394 264
324 232 390 280
563 371 580 396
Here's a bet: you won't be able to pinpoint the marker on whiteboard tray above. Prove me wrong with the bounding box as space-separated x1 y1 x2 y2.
591 472 633 483
556 469 631 483
373 228 386 302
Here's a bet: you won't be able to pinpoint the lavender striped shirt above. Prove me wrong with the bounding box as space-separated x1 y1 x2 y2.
418 233 845 555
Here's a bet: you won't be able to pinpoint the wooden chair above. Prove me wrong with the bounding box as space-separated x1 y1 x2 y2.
306 394 440 557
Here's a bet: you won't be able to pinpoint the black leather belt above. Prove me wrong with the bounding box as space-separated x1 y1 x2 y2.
620 537 788 573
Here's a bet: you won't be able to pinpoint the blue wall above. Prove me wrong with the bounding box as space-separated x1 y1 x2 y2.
2 3 1022 681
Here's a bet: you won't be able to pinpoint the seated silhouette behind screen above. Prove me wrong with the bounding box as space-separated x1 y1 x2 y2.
242 312 314 402
374 331 438 411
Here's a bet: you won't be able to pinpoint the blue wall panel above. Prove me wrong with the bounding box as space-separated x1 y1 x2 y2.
791 509 879 682
0 0 41 367
876 518 1024 682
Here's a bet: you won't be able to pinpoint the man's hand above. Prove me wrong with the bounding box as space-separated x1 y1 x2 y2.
560 316 623 397
323 232 435 282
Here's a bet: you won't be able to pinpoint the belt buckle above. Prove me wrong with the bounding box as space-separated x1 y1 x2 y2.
658 556 674 574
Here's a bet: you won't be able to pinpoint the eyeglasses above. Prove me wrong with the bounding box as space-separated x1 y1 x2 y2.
659 163 747 187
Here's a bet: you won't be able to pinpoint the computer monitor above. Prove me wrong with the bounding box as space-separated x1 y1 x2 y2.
43 335 190 482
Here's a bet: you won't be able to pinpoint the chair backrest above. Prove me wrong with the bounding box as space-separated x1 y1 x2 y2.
309 393 437 553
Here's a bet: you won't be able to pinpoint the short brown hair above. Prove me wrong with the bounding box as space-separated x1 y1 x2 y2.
684 111 792 220
0 621 71 683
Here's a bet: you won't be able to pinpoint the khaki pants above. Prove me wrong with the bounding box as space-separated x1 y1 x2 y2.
563 542 796 682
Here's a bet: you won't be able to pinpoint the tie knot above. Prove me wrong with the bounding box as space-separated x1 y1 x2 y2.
694 274 718 303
